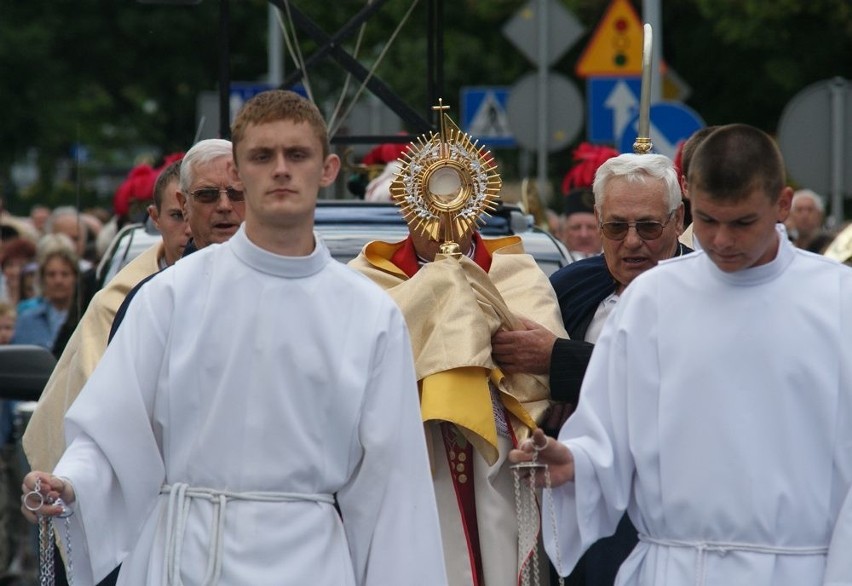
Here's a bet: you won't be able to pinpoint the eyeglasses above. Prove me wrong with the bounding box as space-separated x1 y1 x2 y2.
190 186 245 204
600 212 675 241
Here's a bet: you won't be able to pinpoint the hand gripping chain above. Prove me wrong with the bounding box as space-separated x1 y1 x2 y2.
24 478 74 586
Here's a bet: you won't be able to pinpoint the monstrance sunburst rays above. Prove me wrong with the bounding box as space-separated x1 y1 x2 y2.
390 100 502 248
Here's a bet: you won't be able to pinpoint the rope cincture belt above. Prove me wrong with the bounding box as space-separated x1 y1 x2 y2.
638 534 828 586
160 483 335 586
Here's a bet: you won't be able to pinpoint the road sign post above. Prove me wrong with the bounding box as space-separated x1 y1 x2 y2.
587 76 642 145
503 0 584 194
778 77 852 225
507 73 584 153
461 87 516 148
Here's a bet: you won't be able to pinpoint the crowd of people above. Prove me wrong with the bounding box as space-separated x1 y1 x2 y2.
1 90 851 586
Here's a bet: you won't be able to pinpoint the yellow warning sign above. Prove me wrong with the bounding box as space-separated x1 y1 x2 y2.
575 0 645 77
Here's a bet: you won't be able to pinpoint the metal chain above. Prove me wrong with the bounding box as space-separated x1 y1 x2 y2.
37 514 55 586
512 442 567 586
543 466 565 586
512 464 528 586
526 468 541 586
513 463 538 586
27 478 75 586
513 456 546 585
63 512 74 586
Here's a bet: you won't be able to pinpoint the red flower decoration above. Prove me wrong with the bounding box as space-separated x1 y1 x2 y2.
113 152 185 217
561 142 619 195
362 142 410 166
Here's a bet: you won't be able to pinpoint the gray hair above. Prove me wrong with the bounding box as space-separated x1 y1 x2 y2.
35 233 79 276
792 189 824 213
44 206 88 241
593 153 682 213
180 139 233 193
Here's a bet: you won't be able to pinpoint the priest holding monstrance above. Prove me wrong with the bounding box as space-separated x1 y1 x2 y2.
349 102 568 586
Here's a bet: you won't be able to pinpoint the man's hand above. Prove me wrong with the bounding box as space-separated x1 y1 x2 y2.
491 317 558 375
509 428 575 488
21 471 75 524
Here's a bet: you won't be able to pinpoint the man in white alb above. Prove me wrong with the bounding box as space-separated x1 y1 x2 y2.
21 90 447 586
511 124 852 586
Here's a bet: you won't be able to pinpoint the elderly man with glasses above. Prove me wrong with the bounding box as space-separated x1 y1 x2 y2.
492 152 688 586
175 140 245 254
105 139 246 341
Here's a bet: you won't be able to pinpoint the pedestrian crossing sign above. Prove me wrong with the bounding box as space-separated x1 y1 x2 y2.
461 87 516 148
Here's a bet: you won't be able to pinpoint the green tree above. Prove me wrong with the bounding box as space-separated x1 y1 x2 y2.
0 0 850 212
0 0 268 212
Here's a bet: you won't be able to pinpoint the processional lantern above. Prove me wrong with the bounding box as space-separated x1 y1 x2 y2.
390 99 502 257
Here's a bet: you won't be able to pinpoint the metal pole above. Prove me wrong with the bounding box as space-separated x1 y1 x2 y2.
427 0 438 115
268 4 283 86
436 0 444 108
830 77 846 226
536 0 548 195
642 0 662 102
635 23 653 153
274 0 432 133
219 0 231 139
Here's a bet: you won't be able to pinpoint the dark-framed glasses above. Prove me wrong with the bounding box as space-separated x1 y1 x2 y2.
600 211 675 241
190 186 244 204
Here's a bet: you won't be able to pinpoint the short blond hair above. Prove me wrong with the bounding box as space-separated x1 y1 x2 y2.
231 90 330 160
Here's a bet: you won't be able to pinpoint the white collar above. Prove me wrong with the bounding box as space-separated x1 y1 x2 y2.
228 224 331 278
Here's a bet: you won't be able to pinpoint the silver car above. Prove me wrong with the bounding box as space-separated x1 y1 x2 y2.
97 201 570 288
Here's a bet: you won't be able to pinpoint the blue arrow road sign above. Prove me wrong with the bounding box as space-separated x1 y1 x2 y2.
461 87 516 148
618 102 705 159
587 76 642 145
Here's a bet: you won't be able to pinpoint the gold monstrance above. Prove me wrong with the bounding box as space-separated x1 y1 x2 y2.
390 99 502 257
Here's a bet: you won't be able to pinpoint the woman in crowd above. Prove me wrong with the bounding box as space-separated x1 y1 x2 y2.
12 235 79 355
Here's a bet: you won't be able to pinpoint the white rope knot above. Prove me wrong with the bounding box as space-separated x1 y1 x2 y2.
160 483 335 585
